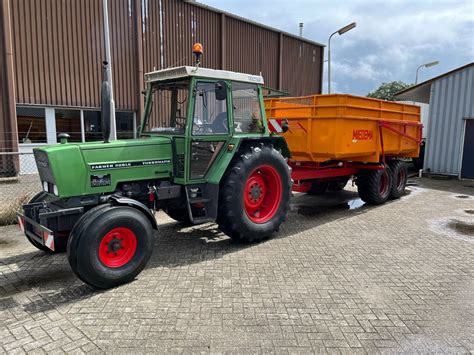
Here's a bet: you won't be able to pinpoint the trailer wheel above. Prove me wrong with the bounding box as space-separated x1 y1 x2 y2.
165 207 191 225
388 160 407 199
23 192 67 253
307 181 328 195
67 206 154 289
217 144 291 243
356 168 392 205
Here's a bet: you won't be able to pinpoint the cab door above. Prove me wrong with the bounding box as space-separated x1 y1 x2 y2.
186 80 231 182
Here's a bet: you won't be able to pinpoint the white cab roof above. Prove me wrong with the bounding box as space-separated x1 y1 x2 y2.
144 66 264 85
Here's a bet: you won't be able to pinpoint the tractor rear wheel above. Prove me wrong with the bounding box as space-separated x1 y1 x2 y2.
388 160 407 199
356 168 392 205
67 206 154 289
217 145 291 243
24 192 67 253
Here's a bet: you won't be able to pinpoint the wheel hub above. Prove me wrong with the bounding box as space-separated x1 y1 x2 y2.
98 227 137 268
107 238 122 253
249 183 262 201
243 165 283 224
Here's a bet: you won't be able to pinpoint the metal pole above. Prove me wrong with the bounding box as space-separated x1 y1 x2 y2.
299 23 303 37
415 64 423 84
102 0 117 140
327 31 337 94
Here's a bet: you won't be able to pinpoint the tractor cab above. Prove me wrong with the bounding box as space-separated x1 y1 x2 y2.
139 65 268 185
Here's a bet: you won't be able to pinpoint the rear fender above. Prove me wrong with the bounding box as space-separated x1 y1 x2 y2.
109 195 158 230
238 136 291 159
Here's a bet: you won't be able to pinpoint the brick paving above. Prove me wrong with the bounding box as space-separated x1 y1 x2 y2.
0 177 473 353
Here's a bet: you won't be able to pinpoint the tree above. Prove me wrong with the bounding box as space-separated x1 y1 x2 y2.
367 81 412 101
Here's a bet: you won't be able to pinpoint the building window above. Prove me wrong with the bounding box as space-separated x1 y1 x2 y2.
16 107 47 143
16 106 135 144
55 109 82 142
116 112 135 139
84 111 102 142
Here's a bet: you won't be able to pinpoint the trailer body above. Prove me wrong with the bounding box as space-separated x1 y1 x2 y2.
265 94 422 163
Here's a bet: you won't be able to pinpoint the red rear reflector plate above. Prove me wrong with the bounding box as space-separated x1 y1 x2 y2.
18 216 25 232
42 231 55 252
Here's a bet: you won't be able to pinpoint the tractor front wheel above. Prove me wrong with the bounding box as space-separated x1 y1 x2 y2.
217 145 291 243
67 205 154 289
356 168 392 205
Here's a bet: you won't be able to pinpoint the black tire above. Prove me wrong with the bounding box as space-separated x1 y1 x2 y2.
217 144 291 243
307 180 328 195
356 168 392 205
165 207 191 225
388 160 407 199
24 192 66 253
327 178 349 192
67 206 154 289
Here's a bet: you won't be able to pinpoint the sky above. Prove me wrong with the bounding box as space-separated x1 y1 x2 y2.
199 0 474 95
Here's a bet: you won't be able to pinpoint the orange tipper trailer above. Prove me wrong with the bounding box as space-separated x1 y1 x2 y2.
264 94 422 201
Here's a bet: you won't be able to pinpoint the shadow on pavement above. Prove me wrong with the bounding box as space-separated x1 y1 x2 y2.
1 185 416 314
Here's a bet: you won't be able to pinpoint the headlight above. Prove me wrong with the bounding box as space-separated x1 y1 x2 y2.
53 185 59 196
43 181 48 192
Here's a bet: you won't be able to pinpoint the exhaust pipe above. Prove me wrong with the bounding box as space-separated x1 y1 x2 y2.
101 61 111 143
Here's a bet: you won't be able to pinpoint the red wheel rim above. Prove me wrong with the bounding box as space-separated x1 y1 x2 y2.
243 165 282 223
379 170 390 197
98 227 137 268
396 168 406 190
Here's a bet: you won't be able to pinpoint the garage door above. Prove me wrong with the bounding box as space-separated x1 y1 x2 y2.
461 119 474 179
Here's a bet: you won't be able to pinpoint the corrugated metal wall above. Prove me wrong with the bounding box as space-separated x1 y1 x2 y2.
6 0 323 132
9 0 137 110
281 35 323 96
10 0 323 107
424 65 474 175
225 16 279 89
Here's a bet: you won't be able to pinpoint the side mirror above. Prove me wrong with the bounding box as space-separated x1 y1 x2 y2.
215 81 227 101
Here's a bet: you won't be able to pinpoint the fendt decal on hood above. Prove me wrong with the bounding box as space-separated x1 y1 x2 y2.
90 159 171 171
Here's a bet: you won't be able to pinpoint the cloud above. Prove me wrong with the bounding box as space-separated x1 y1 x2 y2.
200 0 474 95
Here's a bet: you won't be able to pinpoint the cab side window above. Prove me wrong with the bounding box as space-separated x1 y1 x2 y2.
232 83 263 133
192 82 228 135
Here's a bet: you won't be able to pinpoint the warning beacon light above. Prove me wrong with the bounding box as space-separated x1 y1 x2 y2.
192 42 203 67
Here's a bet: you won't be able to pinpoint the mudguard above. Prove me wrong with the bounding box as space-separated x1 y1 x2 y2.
109 195 158 229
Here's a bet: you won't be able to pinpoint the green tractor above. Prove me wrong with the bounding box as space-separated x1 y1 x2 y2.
18 60 292 289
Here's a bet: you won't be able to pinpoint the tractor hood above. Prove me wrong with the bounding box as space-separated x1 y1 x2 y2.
34 137 174 198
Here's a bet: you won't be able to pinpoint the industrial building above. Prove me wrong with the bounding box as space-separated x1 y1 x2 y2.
395 62 474 179
0 0 324 176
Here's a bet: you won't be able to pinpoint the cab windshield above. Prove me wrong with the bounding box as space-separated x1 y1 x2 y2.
142 79 190 135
